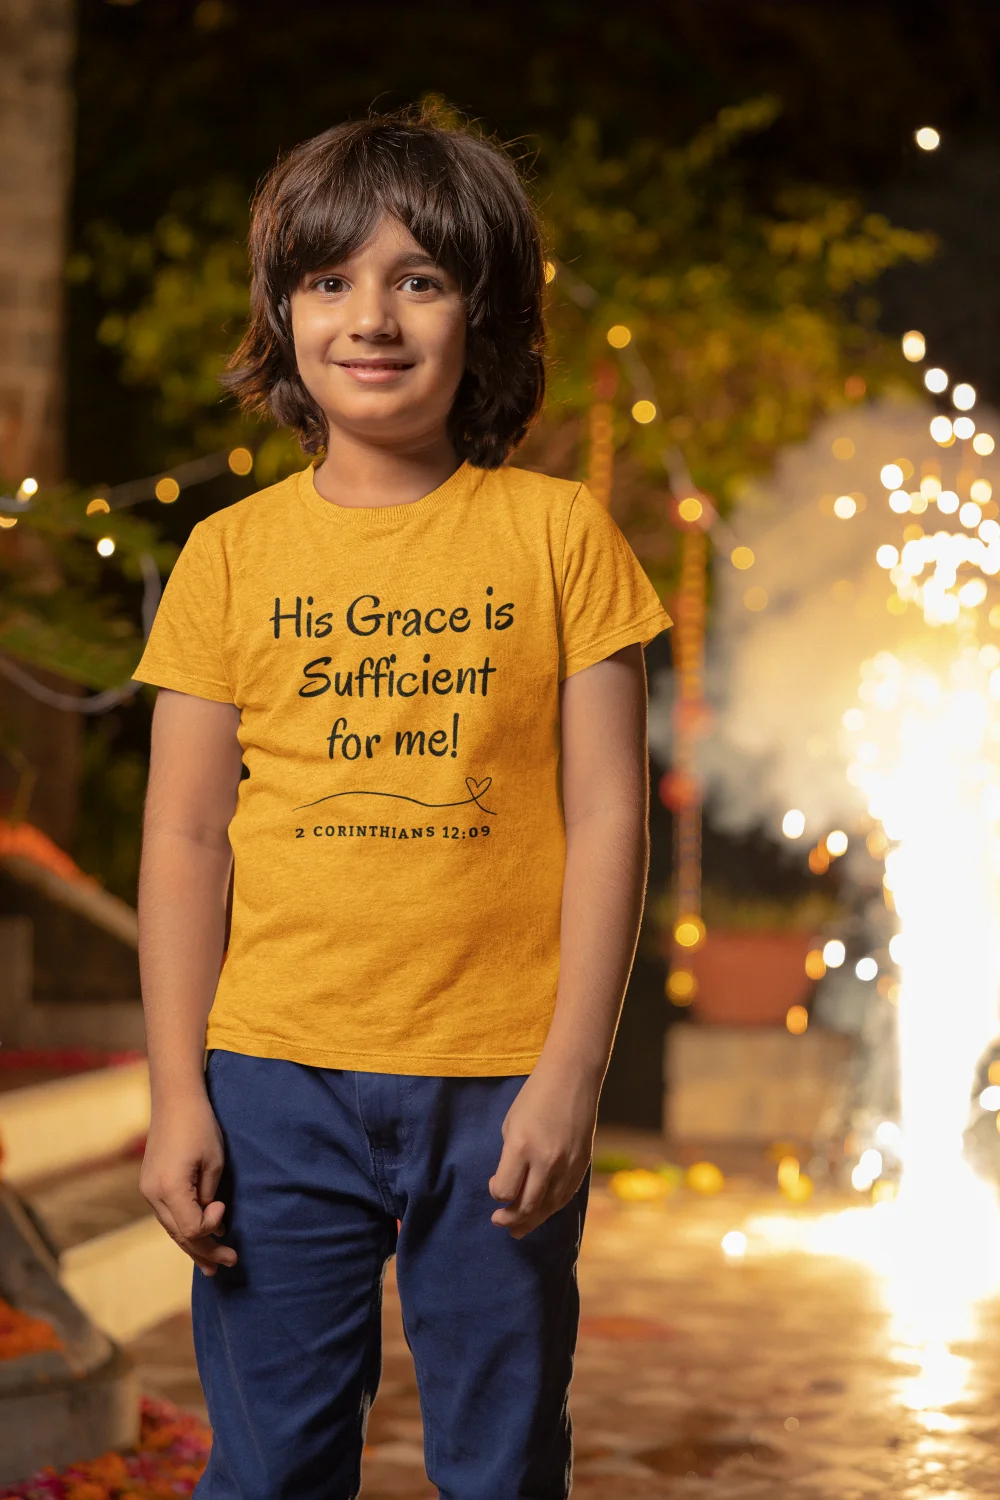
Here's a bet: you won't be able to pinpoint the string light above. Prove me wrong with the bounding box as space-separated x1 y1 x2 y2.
823 939 846 968
889 489 911 513
877 544 900 569
954 416 976 441
96 536 116 557
667 968 696 1003
674 914 706 949
834 494 857 519
924 367 949 394
901 330 926 362
678 496 703 522
973 433 995 456
856 956 878 981
929 415 954 445
805 949 827 979
227 447 253 476
86 497 110 516
782 809 805 839
915 126 941 151
880 463 904 489
631 398 656 424
731 545 754 569
826 829 849 856
606 324 632 348
953 383 976 410
155 476 180 504
17 477 38 499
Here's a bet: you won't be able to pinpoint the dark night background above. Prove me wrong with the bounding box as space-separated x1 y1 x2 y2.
66 0 1000 1123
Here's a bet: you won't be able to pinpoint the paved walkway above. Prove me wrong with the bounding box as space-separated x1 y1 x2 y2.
126 1168 1000 1498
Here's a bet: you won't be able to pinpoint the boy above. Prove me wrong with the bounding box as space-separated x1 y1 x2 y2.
134 110 671 1500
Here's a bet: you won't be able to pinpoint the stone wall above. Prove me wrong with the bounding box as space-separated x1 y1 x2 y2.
0 0 75 484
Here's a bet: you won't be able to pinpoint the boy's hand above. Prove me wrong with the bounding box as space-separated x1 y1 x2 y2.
140 1092 239 1276
489 1058 598 1239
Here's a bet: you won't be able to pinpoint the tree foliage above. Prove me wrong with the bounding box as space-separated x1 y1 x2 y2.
0 489 175 688
541 98 935 505
8 96 935 695
71 100 934 525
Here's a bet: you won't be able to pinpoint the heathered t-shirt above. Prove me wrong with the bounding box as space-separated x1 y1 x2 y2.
133 461 671 1075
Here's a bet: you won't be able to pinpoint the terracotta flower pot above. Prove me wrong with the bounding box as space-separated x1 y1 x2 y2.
682 929 815 1026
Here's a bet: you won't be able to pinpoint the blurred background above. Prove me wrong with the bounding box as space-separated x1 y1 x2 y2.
5 3 1000 1491
4 0 1000 1119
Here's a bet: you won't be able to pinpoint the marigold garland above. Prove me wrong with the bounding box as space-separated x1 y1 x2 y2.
0 1399 211 1499
0 1298 64 1361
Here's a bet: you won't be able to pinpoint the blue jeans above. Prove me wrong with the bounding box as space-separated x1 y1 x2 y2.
193 1052 589 1500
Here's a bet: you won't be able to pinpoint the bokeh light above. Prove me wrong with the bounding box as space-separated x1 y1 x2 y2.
155 476 180 504
227 447 253 476
901 330 926 362
805 949 827 980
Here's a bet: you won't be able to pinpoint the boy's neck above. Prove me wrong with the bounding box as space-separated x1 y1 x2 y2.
312 427 461 510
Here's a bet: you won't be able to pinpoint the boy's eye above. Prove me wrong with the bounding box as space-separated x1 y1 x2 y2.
400 275 440 294
313 275 348 294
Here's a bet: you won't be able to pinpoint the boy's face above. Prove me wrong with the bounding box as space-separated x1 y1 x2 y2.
290 216 467 453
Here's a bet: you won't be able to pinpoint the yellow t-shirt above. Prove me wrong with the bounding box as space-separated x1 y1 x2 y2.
134 462 671 1075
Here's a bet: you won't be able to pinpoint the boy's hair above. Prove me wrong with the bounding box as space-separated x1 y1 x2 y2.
226 108 546 469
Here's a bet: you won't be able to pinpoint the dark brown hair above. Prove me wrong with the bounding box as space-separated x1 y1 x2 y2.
225 107 546 468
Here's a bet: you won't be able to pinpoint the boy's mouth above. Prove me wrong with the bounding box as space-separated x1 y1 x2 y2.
335 359 414 384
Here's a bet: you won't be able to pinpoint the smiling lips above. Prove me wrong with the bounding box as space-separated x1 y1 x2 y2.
336 359 413 384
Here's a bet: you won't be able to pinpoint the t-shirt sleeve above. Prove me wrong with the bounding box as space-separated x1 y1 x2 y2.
132 523 235 703
558 484 672 679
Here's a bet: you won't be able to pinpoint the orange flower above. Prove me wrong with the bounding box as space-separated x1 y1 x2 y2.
64 1483 109 1500
0 1296 64 1360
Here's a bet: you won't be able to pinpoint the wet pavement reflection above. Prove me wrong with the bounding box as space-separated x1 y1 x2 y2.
129 1177 1000 1497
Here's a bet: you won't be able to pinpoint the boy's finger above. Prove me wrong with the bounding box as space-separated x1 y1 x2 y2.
489 1142 528 1203
197 1156 225 1206
491 1163 547 1227
151 1194 238 1269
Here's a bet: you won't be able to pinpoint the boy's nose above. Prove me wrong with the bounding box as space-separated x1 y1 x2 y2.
349 289 399 342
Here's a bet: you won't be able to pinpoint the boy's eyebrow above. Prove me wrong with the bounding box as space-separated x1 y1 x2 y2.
393 251 444 269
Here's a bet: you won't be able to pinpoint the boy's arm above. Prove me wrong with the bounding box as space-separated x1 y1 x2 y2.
489 642 649 1238
138 688 243 1273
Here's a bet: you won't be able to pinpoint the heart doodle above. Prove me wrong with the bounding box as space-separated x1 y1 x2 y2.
465 776 492 800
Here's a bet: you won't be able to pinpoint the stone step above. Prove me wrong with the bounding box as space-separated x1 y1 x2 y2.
0 1060 150 1184
2 1065 194 1345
